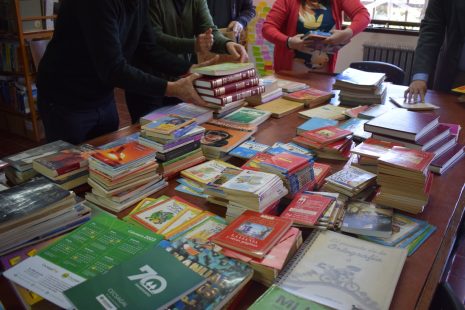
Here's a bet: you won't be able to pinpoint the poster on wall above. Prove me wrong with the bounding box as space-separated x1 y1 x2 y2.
247 0 275 76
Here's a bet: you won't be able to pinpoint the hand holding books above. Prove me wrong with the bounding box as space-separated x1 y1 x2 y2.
195 28 214 53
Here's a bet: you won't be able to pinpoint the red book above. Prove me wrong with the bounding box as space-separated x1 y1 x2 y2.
194 68 257 88
283 88 333 108
201 85 266 106
280 192 334 226
429 144 465 175
90 141 155 168
242 153 274 171
196 77 260 97
378 146 435 172
312 162 331 189
259 152 309 174
211 210 293 258
364 109 439 141
351 138 404 158
300 126 352 145
33 149 88 177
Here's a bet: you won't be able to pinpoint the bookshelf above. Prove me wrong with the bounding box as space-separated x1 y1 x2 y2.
0 0 56 141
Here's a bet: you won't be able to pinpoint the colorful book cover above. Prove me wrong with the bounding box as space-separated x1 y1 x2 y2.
90 141 155 168
177 178 204 193
397 223 436 255
159 238 253 310
3 214 163 309
300 126 352 145
211 210 293 258
339 118 371 140
222 107 271 124
267 142 314 157
230 140 270 159
164 212 214 240
298 104 347 120
325 166 377 190
242 153 273 171
221 170 277 194
172 214 227 242
98 132 140 150
255 98 305 118
378 146 435 172
351 138 403 159
64 247 207 310
341 201 393 238
33 149 88 176
130 197 195 233
141 114 195 134
451 85 465 94
283 88 333 106
181 159 236 185
297 117 338 134
200 122 254 153
124 196 170 221
344 105 370 118
280 193 334 226
175 184 208 198
259 152 309 174
158 205 204 236
312 163 331 186
204 166 243 197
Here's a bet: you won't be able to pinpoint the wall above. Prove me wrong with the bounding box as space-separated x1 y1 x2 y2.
335 32 419 73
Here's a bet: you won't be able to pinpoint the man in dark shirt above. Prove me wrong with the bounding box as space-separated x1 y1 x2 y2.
206 0 256 39
37 0 211 144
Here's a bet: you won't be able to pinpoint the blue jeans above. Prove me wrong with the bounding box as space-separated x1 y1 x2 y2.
37 95 119 145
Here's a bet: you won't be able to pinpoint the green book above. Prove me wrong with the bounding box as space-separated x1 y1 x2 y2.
249 285 331 310
64 247 207 310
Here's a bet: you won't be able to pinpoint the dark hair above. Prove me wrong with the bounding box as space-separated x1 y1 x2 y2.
203 130 231 147
300 0 330 8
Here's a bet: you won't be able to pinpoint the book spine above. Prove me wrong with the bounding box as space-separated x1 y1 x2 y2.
156 141 201 162
218 86 265 105
209 69 257 88
204 77 260 96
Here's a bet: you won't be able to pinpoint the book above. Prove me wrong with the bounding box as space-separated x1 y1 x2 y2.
181 159 236 185
32 148 88 178
296 117 338 135
191 62 255 76
170 213 227 241
280 193 334 227
344 105 371 118
283 88 334 108
339 118 371 141
390 97 439 110
258 152 310 175
194 68 257 88
229 140 270 159
358 104 395 120
3 214 163 309
451 85 465 94
140 103 213 125
351 138 403 159
200 122 254 153
378 146 435 173
276 230 407 310
196 77 260 96
299 126 352 146
98 132 140 149
211 210 293 258
255 98 305 118
334 68 385 90
325 166 377 194
298 104 347 120
276 79 310 93
429 144 465 175
364 109 440 141
201 85 265 105
64 247 207 310
141 114 195 134
341 201 393 238
221 107 271 126
90 141 155 170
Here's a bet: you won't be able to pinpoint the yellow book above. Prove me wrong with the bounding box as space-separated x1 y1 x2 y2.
123 195 170 222
180 159 236 185
451 85 465 94
164 211 214 239
298 104 347 120
158 206 203 235
255 98 305 118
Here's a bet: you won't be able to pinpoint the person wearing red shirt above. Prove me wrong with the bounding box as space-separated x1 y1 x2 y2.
262 0 370 74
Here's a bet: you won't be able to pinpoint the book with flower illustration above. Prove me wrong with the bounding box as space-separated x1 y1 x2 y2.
211 210 293 258
274 230 407 310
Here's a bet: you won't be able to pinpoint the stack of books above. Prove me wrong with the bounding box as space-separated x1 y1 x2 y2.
350 138 403 173
308 162 332 190
2 140 74 185
305 191 349 230
0 177 91 255
246 75 283 106
180 159 237 191
333 67 386 106
85 141 167 212
255 97 305 118
140 102 213 126
203 166 243 208
32 147 90 190
192 63 265 117
229 140 270 159
375 146 435 213
139 115 206 178
293 125 353 160
322 166 377 197
219 107 271 128
283 87 334 108
211 210 299 286
276 78 309 93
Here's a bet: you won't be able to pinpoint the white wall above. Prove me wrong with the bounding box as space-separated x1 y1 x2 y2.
335 32 419 73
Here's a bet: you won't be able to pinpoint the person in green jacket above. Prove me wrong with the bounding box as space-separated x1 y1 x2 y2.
125 0 248 123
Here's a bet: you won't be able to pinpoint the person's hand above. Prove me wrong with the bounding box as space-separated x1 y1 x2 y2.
195 28 214 53
287 34 309 52
323 28 353 45
405 80 427 103
227 21 243 38
226 42 248 62
165 74 207 106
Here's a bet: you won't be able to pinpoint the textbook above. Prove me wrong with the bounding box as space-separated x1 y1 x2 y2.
341 201 393 238
255 98 305 118
299 126 352 146
390 97 439 111
200 122 254 154
229 140 270 159
221 107 271 126
296 117 338 135
298 104 347 120
191 62 255 76
276 230 407 310
280 192 334 227
194 68 257 88
283 88 334 108
64 247 207 310
4 214 163 309
181 159 237 185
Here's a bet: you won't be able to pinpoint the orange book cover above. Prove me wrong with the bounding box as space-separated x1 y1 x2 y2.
351 138 404 158
90 142 155 168
284 88 333 105
241 153 274 171
378 146 435 172
201 122 253 152
211 210 293 258
299 126 352 145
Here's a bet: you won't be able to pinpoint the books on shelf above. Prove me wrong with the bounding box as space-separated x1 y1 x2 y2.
341 201 393 238
255 98 305 118
283 88 334 108
191 62 255 76
275 230 407 310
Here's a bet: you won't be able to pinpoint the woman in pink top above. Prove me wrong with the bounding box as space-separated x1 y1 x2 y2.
263 0 370 73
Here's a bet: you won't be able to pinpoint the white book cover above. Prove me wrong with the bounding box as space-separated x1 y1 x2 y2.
325 166 376 190
221 170 278 194
277 230 407 310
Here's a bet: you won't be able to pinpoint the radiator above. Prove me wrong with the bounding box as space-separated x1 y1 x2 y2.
362 44 415 85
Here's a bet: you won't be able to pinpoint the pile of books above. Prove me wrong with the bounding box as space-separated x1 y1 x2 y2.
350 138 403 173
180 159 237 193
322 166 377 197
140 102 213 126
212 210 300 286
246 76 283 106
333 67 386 106
0 177 91 255
2 140 74 185
218 107 271 129
293 125 353 160
32 146 91 190
85 141 167 212
139 114 206 178
283 87 334 108
192 62 265 118
375 146 435 214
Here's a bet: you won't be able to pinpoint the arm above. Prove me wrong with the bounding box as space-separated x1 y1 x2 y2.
339 0 370 36
262 0 292 47
195 0 230 54
235 0 256 28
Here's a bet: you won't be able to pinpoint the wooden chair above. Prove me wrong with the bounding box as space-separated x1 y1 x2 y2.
350 61 405 85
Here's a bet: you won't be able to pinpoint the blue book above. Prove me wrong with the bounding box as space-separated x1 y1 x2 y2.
229 140 270 159
296 117 338 134
175 184 208 198
266 142 315 161
339 118 371 141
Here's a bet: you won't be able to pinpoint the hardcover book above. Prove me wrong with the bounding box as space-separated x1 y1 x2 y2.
211 210 293 258
283 88 333 107
341 201 393 238
64 247 207 310
194 68 257 88
201 85 266 105
196 77 260 96
429 144 465 175
191 62 255 76
280 193 334 226
276 230 407 310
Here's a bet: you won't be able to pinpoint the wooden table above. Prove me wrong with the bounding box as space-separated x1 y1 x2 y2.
1 72 465 309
